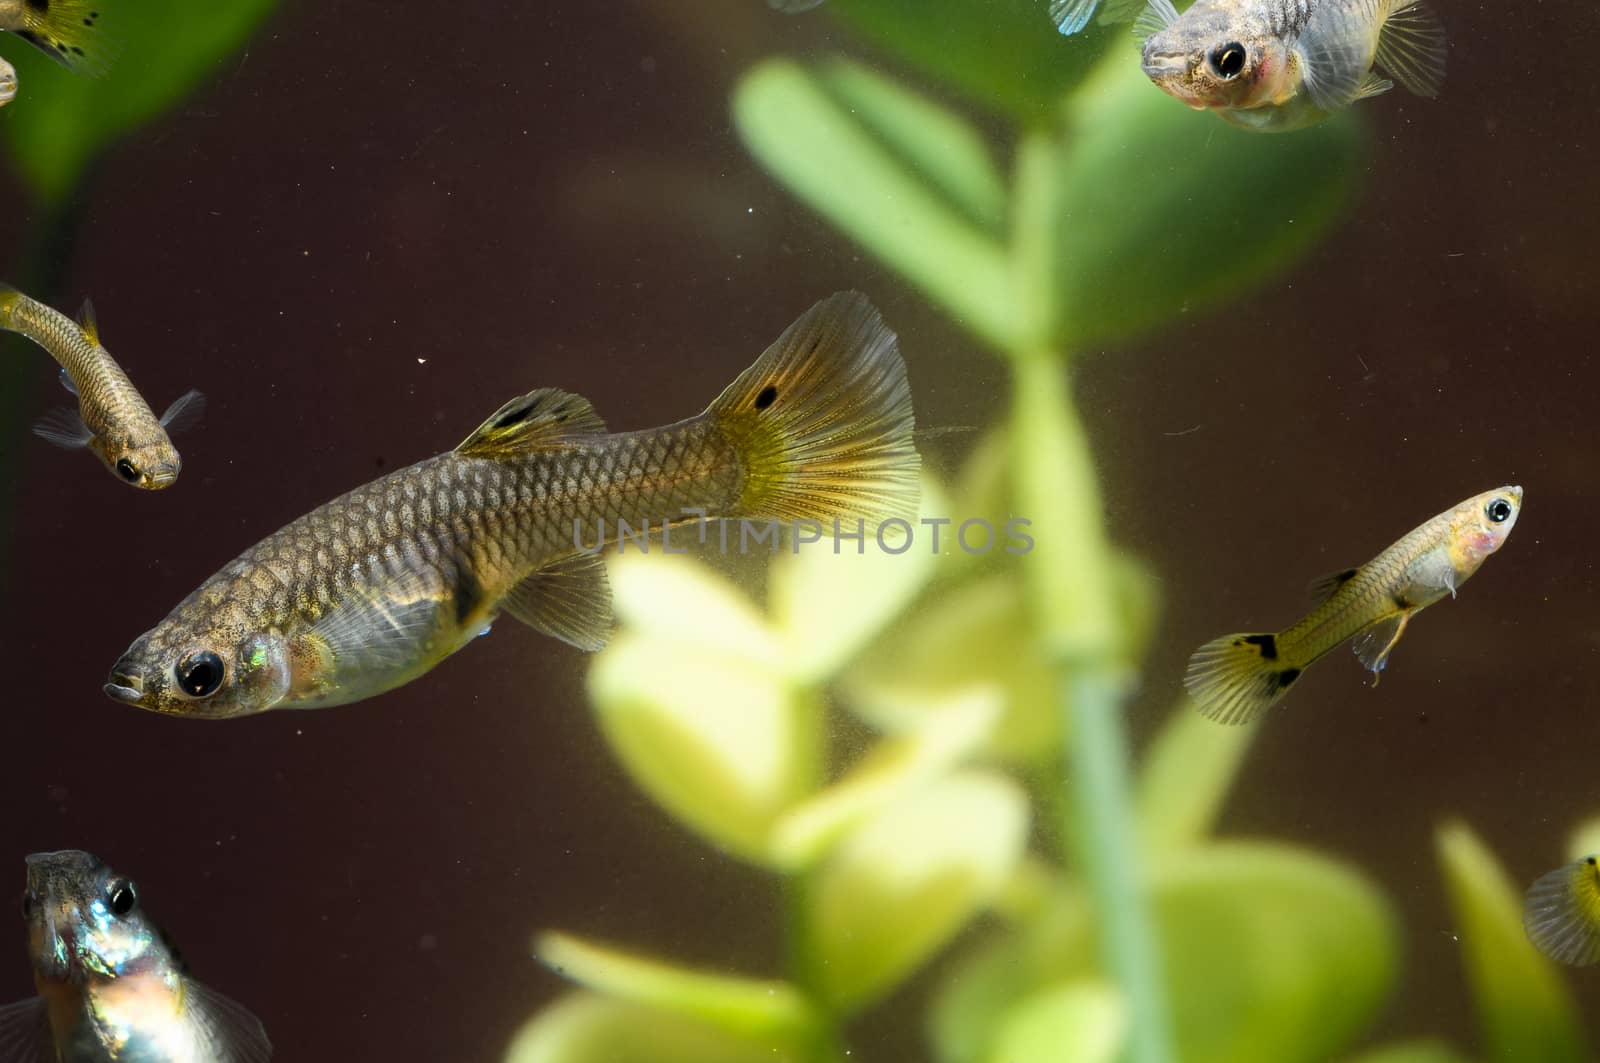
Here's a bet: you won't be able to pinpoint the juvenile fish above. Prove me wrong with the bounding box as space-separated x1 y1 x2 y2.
0 0 109 74
0 850 271 1062
1524 855 1600 966
1186 487 1521 724
1135 0 1446 131
0 57 16 107
0 286 203 489
104 291 919 719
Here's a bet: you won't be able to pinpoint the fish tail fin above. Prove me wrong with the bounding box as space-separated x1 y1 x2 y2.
14 0 112 75
1375 0 1446 98
705 291 919 527
1185 632 1302 725
1524 857 1600 966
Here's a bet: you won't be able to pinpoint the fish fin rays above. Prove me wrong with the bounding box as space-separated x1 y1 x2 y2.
15 0 114 75
32 407 92 449
58 367 78 396
160 389 207 434
1375 0 1446 97
1351 610 1413 679
76 298 101 345
1295 4 1375 112
1308 567 1359 605
1185 631 1300 725
1524 859 1600 967
501 553 615 652
306 571 447 679
1049 0 1101 35
0 997 51 1062
186 980 273 1063
1354 72 1395 101
456 388 607 459
1133 0 1180 38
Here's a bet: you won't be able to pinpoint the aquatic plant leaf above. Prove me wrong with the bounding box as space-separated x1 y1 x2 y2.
1340 1041 1475 1063
587 633 820 864
608 554 783 668
1434 821 1590 1063
504 993 807 1063
984 981 1126 1063
2 0 277 203
733 60 1018 352
822 0 1104 122
1567 816 1600 862
1135 700 1257 858
534 934 821 1044
1050 51 1363 351
798 771 1028 1012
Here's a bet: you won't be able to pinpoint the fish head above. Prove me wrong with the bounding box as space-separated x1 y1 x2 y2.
0 64 16 107
22 851 164 985
106 618 293 720
1141 9 1294 112
91 430 183 490
1447 485 1523 567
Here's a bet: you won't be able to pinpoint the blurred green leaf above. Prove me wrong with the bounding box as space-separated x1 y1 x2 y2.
1567 815 1600 862
2 0 276 202
609 554 782 668
1341 1041 1475 1063
1434 821 1589 1063
504 993 807 1063
733 60 1017 352
798 771 1028 1012
985 981 1126 1063
1135 701 1256 858
1051 52 1363 351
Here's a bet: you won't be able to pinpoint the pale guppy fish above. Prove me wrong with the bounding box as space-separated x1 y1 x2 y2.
0 287 203 489
0 850 271 1062
1186 487 1521 725
1134 0 1446 131
0 58 16 107
103 292 919 719
1524 855 1600 966
0 0 110 73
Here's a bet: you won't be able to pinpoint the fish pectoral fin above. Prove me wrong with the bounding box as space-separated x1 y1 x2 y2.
1375 0 1446 97
1351 610 1414 681
31 406 93 449
1132 0 1180 38
0 996 53 1062
1354 72 1395 101
1295 7 1374 112
186 980 273 1063
455 387 607 459
307 577 446 675
160 388 207 434
57 366 78 395
502 552 615 652
1308 567 1360 605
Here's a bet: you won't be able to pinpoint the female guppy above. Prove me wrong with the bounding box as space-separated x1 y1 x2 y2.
1186 486 1521 725
104 291 919 719
0 286 203 489
0 850 271 1062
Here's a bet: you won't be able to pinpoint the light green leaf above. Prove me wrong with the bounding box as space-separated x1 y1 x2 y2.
799 771 1028 1012
534 934 821 1044
985 981 1126 1063
504 993 806 1063
1135 701 1257 858
733 60 1017 352
587 632 820 863
1051 50 1363 351
608 554 782 668
1567 815 1600 862
1341 1040 1475 1063
2 0 277 202
1434 821 1590 1063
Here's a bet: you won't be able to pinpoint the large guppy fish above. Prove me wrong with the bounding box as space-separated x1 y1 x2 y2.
105 291 919 719
0 286 203 489
1186 486 1521 725
1134 0 1446 131
0 850 271 1062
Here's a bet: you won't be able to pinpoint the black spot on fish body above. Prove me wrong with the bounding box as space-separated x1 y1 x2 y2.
1243 633 1278 660
1276 668 1301 689
454 567 482 627
754 385 778 410
1392 592 1411 610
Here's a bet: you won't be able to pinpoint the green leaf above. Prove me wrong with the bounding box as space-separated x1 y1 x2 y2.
609 554 782 668
3 0 277 202
504 993 808 1063
1434 821 1590 1063
1341 1041 1475 1063
1135 701 1257 858
798 771 1028 1012
984 981 1126 1063
732 60 1017 352
1050 51 1363 351
1567 815 1600 862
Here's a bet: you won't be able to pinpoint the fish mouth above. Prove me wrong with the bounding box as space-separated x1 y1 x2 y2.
103 669 145 706
145 463 180 489
1140 52 1188 80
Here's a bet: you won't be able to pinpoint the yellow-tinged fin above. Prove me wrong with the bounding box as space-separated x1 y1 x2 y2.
0 284 23 327
13 0 111 74
707 291 919 526
1523 856 1600 966
455 387 607 459
1354 71 1395 101
1185 632 1302 725
500 552 614 652
1376 0 1446 98
76 298 100 346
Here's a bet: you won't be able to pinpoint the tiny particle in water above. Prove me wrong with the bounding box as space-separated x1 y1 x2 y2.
418 933 438 951
417 357 427 365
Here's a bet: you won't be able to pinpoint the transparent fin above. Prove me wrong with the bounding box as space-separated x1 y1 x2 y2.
1375 0 1446 97
187 980 273 1063
57 367 78 396
160 389 207 434
0 997 52 1062
1133 0 1180 37
1098 0 1149 24
32 407 93 449
1185 631 1302 725
1523 858 1600 966
75 298 100 345
455 388 606 459
1308 567 1359 605
1049 0 1103 35
1351 610 1412 679
304 570 447 679
1353 71 1395 100
1295 5 1375 112
501 553 615 652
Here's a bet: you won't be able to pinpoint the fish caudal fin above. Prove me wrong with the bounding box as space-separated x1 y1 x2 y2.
1523 858 1600 966
13 0 112 74
1185 632 1302 725
707 291 919 528
1375 0 1446 97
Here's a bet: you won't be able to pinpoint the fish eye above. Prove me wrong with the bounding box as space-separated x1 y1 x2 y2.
106 879 137 917
1209 42 1248 79
175 650 225 698
115 458 140 483
1485 498 1512 524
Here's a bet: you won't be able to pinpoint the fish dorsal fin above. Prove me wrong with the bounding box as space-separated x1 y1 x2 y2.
186 981 273 1063
32 407 93 449
1308 567 1359 605
1133 0 1180 38
76 298 101 346
501 552 614 652
0 997 52 1061
455 388 607 459
1097 0 1150 24
1354 71 1395 100
1523 858 1600 966
1374 0 1445 97
1295 5 1374 112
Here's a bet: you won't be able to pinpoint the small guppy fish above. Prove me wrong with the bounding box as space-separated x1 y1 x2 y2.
104 291 919 719
0 0 109 73
0 286 203 489
1186 486 1522 725
1136 0 1446 131
1523 855 1600 966
0 850 271 1062
0 57 16 107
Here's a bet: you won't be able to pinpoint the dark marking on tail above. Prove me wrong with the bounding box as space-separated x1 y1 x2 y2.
26 0 49 13
1276 667 1302 689
1242 633 1278 660
754 384 778 410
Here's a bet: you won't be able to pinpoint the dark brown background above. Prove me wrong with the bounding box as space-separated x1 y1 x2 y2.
0 1 1596 1059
